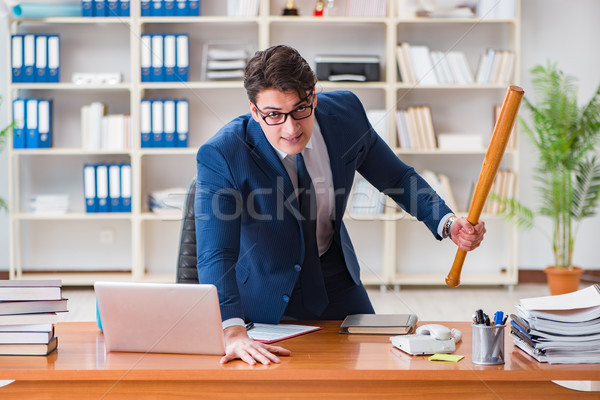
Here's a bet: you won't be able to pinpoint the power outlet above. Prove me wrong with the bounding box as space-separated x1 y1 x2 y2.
99 228 115 244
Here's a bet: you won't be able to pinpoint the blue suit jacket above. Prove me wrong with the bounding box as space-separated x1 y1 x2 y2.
195 91 452 323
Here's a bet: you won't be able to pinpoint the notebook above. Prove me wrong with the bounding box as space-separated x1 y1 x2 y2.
94 281 225 355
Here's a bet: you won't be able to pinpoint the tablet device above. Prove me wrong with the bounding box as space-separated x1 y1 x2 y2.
94 281 225 355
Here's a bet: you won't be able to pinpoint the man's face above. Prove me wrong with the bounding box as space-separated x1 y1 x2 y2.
250 88 317 155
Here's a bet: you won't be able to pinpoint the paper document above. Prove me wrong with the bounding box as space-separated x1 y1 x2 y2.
247 323 321 344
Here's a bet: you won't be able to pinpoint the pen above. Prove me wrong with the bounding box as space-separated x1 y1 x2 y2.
475 309 484 325
245 321 254 331
501 315 508 325
493 311 504 326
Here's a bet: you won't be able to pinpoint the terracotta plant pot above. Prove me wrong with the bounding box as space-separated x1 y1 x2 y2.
544 266 584 295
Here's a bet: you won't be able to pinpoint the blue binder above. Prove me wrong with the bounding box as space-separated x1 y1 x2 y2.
140 99 152 147
151 100 164 147
23 34 36 83
107 0 119 16
96 164 109 212
37 99 52 148
188 0 199 16
83 164 98 213
164 0 175 16
120 164 132 212
25 99 39 148
47 35 60 83
108 164 122 212
34 35 48 83
163 34 176 81
140 34 152 82
82 0 94 16
12 99 27 149
151 34 164 82
163 99 176 147
141 0 151 16
175 34 189 81
11 35 24 83
94 0 107 16
120 0 130 16
151 0 162 16
176 99 189 147
175 0 186 16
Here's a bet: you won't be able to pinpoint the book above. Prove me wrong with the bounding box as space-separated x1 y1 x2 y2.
0 336 57 356
0 280 62 301
0 327 54 344
339 314 418 335
0 323 54 332
0 313 58 326
0 298 68 315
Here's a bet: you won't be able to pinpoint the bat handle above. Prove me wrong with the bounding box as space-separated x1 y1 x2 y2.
446 249 467 287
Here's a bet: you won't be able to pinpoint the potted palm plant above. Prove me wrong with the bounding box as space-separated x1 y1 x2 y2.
497 62 600 295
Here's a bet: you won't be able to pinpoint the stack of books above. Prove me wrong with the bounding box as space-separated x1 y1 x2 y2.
395 105 436 150
510 284 600 364
0 280 67 356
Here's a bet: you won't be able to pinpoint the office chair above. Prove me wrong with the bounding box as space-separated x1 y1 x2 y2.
176 176 200 283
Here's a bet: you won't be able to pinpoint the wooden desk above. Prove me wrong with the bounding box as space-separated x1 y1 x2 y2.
0 321 598 399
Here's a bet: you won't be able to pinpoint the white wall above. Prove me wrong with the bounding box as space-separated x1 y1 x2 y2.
1 0 599 271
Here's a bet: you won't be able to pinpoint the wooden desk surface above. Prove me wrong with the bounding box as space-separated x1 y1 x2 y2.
1 321 599 399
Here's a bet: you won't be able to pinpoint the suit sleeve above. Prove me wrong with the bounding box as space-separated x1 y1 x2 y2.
346 94 453 239
195 143 245 321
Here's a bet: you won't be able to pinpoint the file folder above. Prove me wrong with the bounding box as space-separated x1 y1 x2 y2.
120 164 132 212
83 164 98 212
23 34 36 83
164 35 176 81
188 0 199 16
164 0 175 16
151 100 164 147
108 164 122 212
175 0 187 16
37 99 52 148
12 99 26 149
151 0 162 16
96 164 109 212
94 0 107 16
120 0 130 16
141 0 151 16
151 34 164 82
176 99 189 147
107 0 119 16
25 99 39 148
11 35 24 83
47 35 60 83
35 35 48 82
140 34 152 82
82 0 94 16
176 34 189 81
140 99 152 147
163 99 176 147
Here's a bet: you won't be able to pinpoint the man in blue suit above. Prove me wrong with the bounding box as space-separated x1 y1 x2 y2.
195 45 486 365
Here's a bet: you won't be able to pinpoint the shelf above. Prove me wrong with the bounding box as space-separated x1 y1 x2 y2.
6 1 521 286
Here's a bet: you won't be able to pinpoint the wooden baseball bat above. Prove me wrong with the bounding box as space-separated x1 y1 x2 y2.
445 85 524 287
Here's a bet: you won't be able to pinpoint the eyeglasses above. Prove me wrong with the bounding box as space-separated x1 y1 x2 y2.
253 101 314 126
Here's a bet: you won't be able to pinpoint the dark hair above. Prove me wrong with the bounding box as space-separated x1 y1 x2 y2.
244 45 317 104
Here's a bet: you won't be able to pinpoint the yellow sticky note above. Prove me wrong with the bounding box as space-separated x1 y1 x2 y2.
428 354 464 362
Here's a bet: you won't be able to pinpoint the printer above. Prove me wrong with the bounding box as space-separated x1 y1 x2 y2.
315 55 380 82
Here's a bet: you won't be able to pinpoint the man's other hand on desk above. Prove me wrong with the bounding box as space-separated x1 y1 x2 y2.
221 325 292 365
449 217 486 252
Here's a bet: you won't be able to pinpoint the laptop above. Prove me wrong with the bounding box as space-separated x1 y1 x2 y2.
94 281 225 355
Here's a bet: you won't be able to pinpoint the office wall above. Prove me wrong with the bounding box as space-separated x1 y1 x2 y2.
1 0 599 272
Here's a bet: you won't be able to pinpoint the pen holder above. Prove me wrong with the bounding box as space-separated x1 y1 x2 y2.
471 323 505 365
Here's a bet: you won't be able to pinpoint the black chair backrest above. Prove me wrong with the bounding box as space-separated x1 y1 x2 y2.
176 176 199 283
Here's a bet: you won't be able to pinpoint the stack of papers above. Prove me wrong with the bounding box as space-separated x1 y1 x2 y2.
148 187 186 216
28 194 69 214
510 284 600 364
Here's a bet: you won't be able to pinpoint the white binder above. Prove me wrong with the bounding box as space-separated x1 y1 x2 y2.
140 99 152 147
96 164 109 212
108 164 122 212
141 34 151 82
164 35 176 81
176 99 188 147
83 164 98 213
163 99 176 147
151 100 164 147
11 35 23 82
37 99 52 148
23 34 36 82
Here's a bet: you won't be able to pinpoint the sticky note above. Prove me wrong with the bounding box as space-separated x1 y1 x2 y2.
428 354 464 362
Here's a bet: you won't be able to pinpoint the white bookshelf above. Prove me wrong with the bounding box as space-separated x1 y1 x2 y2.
6 0 520 286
